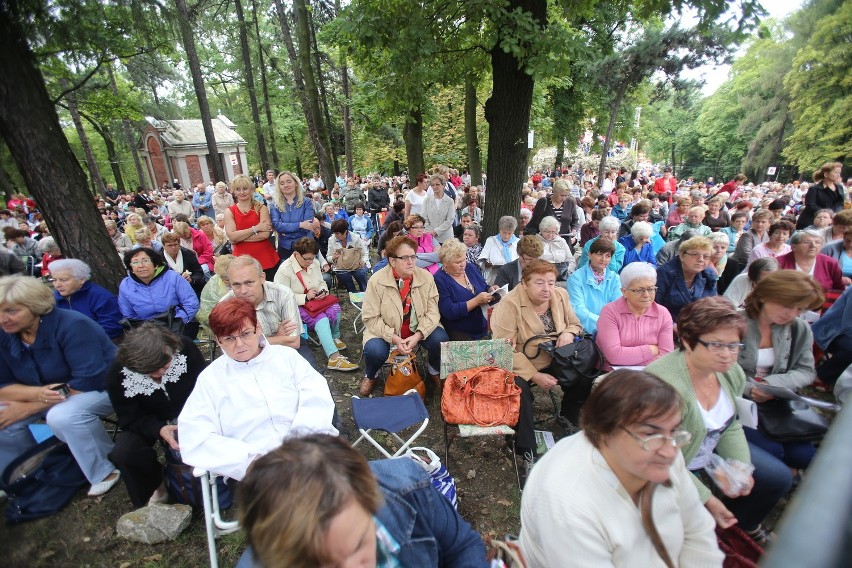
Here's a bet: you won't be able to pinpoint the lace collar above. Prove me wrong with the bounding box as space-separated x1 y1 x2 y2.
121 352 188 398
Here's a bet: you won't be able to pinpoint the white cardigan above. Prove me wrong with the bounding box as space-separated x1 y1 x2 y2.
478 235 519 284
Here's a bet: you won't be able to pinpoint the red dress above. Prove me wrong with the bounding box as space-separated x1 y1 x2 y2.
229 204 279 270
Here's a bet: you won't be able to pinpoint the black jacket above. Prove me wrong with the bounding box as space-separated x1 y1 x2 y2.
367 188 390 213
526 195 580 236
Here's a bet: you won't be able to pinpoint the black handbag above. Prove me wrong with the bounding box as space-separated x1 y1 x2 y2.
757 399 829 442
523 333 604 388
120 305 185 336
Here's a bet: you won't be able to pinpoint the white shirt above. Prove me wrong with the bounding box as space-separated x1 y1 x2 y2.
178 339 337 480
405 190 427 216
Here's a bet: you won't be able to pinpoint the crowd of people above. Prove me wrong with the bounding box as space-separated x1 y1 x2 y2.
1 160 850 566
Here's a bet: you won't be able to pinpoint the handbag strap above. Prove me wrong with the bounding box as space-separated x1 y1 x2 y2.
460 368 519 427
639 483 675 568
786 323 798 374
294 269 310 294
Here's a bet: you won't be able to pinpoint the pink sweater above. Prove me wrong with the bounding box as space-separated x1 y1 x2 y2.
596 297 674 369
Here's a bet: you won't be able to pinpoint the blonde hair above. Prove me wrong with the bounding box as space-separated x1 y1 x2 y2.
438 238 468 265
0 275 55 315
275 171 305 209
679 236 714 255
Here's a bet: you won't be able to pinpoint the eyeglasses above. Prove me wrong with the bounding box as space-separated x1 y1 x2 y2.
627 286 657 295
696 339 744 353
621 427 692 451
392 255 417 262
683 252 711 261
219 329 255 345
130 259 153 266
409 225 425 230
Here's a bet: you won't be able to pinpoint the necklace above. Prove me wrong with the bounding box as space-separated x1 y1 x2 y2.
687 359 718 409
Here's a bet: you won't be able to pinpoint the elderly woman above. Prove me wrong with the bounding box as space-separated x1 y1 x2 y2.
0 275 120 497
359 236 449 397
520 371 721 567
462 222 483 268
665 196 692 228
327 218 369 292
106 323 207 508
536 216 575 281
796 162 845 229
703 196 730 231
738 272 824 472
809 208 834 232
132 227 163 253
434 239 498 340
618 220 656 269
38 236 63 278
492 261 584 468
708 231 730 275
235 435 487 568
667 206 712 242
197 215 228 255
748 220 794 266
526 179 580 240
656 236 718 321
820 226 852 285
724 257 778 309
118 247 199 328
776 229 842 292
578 216 626 273
123 213 144 244
567 239 622 335
51 259 123 340
212 181 234 217
645 297 793 546
494 235 543 292
224 174 279 281
172 221 214 274
479 215 520 284
160 232 206 297
270 171 317 260
731 209 772 266
821 208 852 243
274 237 357 372
105 220 133 256
197 254 234 328
403 214 440 275
596 262 674 370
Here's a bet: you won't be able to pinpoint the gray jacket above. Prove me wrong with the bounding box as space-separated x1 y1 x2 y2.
738 316 815 393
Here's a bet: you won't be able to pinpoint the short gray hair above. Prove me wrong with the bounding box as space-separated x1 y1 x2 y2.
619 262 657 288
117 322 184 374
710 232 730 246
791 229 824 246
47 259 91 281
630 221 653 240
438 239 468 265
0 274 55 315
599 216 620 233
539 216 560 232
38 236 60 254
498 215 518 232
228 254 264 278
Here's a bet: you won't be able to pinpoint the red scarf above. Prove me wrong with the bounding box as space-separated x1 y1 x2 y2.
393 268 415 338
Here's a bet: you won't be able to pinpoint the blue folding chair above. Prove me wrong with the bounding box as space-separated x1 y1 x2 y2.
351 389 429 458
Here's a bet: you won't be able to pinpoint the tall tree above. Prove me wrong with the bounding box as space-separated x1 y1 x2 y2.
107 63 147 190
251 0 279 167
464 76 483 187
234 0 269 172
61 77 106 196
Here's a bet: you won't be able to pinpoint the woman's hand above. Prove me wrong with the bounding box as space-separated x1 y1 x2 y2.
40 384 68 405
391 334 410 354
555 331 575 348
474 292 493 306
306 289 318 300
488 285 500 293
256 220 272 233
321 263 331 273
401 332 423 353
531 372 559 390
648 344 660 356
705 496 738 528
0 400 43 428
750 387 774 403
160 424 180 451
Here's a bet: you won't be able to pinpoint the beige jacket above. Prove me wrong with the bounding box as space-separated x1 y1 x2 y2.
491 285 582 380
362 265 441 345
273 254 329 306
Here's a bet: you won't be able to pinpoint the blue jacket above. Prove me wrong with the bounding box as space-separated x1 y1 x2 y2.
349 213 374 241
118 266 199 323
192 190 214 218
612 203 632 222
812 286 852 349
53 281 124 338
566 264 622 334
618 234 657 269
236 458 488 568
434 264 490 339
269 198 315 251
0 308 116 392
655 258 717 321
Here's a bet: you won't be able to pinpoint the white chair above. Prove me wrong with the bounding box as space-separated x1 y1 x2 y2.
193 468 239 568
351 389 429 458
348 291 365 333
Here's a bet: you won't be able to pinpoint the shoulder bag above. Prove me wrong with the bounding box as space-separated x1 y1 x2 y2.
294 271 339 317
522 333 603 389
441 365 520 427
335 246 362 271
384 351 425 398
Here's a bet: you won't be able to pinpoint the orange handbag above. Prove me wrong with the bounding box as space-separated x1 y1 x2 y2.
441 366 520 427
384 351 426 398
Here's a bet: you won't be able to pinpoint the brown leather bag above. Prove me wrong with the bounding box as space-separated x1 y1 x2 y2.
441 366 520 427
384 351 425 398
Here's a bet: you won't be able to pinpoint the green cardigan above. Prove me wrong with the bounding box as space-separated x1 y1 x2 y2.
645 350 751 503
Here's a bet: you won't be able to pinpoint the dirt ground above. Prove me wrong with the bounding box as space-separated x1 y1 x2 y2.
0 301 578 568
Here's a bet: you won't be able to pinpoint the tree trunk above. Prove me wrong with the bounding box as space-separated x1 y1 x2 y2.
402 108 425 180
88 118 126 193
483 0 546 239
175 0 225 182
290 136 304 179
337 0 353 177
670 144 676 172
464 76 483 187
252 0 279 167
293 0 335 189
0 162 15 203
310 16 339 174
234 0 269 172
596 84 627 186
107 64 146 190
0 12 125 290
62 78 106 197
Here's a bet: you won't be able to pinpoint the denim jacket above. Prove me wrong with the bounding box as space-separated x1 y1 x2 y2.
236 458 488 568
269 198 315 251
812 286 852 349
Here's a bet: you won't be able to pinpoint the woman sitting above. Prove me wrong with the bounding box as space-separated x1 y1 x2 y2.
348 202 374 242
597 262 674 370
374 220 404 273
106 323 207 508
776 229 842 293
434 239 498 341
656 236 718 321
118 247 200 331
577 216 625 273
197 215 228 255
491 260 584 466
479 215 520 284
197 254 234 328
703 196 730 231
536 215 575 281
723 257 778 309
38 236 64 279
235 434 488 568
646 297 793 546
618 220 656 269
820 226 852 286
665 196 692 229
462 222 483 270
567 238 622 335
359 236 449 397
494 235 543 292
579 208 604 246
105 220 133 256
403 214 440 275
812 286 852 384
738 271 824 472
720 211 748 254
172 221 214 275
520 370 721 566
274 237 358 372
327 218 369 292
131 228 162 253
747 220 794 266
51 258 124 340
160 232 206 298
730 209 771 266
0 275 121 497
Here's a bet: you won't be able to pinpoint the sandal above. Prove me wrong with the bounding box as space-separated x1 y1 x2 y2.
745 524 775 547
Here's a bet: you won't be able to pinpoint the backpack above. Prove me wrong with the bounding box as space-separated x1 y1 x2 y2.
162 447 232 510
0 436 88 524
